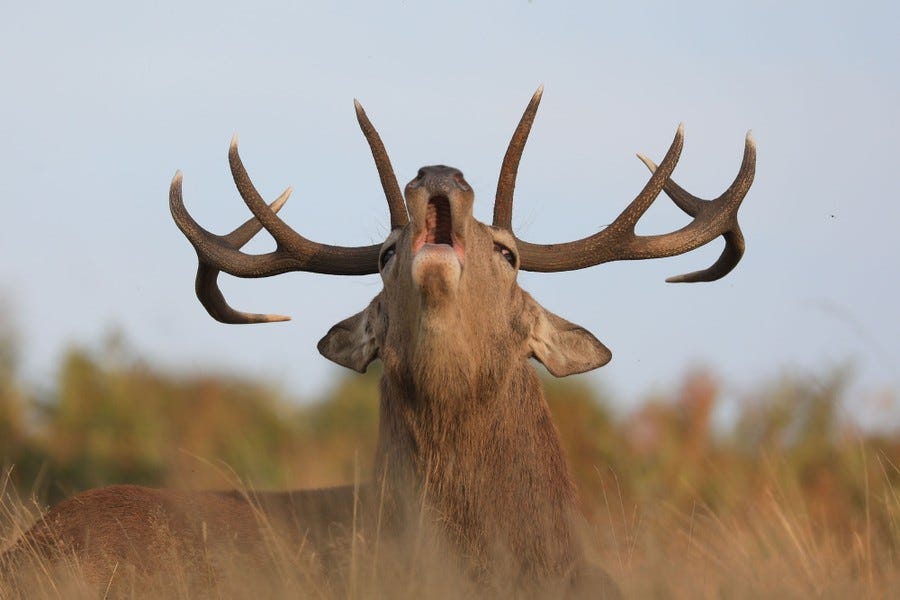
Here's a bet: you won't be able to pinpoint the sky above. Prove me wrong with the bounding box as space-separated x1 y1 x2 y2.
1 1 898 422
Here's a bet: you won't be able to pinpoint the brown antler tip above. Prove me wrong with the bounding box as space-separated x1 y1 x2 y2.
664 274 690 284
353 99 372 127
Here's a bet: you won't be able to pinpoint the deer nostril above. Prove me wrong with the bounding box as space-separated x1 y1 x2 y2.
408 169 427 189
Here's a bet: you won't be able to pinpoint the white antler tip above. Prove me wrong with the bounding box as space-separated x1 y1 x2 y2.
746 130 756 146
270 186 292 212
534 84 544 99
230 133 239 149
172 170 183 183
353 98 364 113
677 122 685 135
636 153 657 172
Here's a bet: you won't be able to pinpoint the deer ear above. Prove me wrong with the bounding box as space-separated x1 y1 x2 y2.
528 304 612 377
317 300 381 373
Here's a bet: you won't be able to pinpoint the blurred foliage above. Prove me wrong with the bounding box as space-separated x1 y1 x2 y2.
0 331 898 554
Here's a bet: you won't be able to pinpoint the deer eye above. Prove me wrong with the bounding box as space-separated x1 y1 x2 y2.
380 245 396 269
494 242 517 268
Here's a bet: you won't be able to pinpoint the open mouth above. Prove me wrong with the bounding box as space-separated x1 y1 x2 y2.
425 195 453 245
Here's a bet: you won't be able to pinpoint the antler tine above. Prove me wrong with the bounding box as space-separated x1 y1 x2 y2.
664 228 745 283
195 264 289 324
354 100 409 229
494 85 543 230
637 131 756 282
221 184 291 248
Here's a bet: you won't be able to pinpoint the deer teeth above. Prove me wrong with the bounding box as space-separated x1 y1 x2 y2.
425 196 453 245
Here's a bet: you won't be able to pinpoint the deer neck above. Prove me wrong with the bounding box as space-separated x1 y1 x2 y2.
373 344 580 573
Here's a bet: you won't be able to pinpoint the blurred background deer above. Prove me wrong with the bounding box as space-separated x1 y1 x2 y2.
2 89 753 598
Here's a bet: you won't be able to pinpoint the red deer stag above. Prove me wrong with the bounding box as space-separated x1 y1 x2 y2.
2 88 754 598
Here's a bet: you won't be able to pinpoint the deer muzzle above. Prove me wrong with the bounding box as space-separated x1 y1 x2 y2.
404 165 475 295
405 165 473 265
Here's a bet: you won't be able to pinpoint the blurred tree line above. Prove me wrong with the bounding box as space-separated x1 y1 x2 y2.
1 322 899 549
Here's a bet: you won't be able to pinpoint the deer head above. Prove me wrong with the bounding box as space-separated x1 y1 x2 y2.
169 87 754 390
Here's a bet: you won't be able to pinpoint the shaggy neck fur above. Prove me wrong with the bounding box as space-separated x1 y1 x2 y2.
374 322 581 582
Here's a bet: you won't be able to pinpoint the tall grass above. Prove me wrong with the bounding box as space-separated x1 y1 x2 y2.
1 341 898 597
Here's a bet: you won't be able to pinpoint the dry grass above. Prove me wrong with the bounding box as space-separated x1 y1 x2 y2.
602 485 900 598
0 469 482 599
587 448 900 599
2 345 899 597
3 456 899 599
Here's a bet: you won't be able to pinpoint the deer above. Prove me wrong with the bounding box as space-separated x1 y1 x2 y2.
1 88 754 598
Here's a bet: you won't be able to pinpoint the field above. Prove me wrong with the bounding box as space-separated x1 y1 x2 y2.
1 341 899 597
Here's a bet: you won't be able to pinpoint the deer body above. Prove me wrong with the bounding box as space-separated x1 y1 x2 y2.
7 484 360 572
3 89 754 598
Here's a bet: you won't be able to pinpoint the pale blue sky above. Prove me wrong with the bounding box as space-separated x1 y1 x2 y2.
1 2 898 421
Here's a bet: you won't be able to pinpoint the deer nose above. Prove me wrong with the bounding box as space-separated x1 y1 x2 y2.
408 165 470 193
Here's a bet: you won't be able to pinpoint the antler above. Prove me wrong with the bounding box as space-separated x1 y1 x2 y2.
494 86 543 230
170 101 404 323
354 100 409 229
495 89 756 281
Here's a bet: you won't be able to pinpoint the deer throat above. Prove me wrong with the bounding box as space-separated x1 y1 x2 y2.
375 364 581 575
